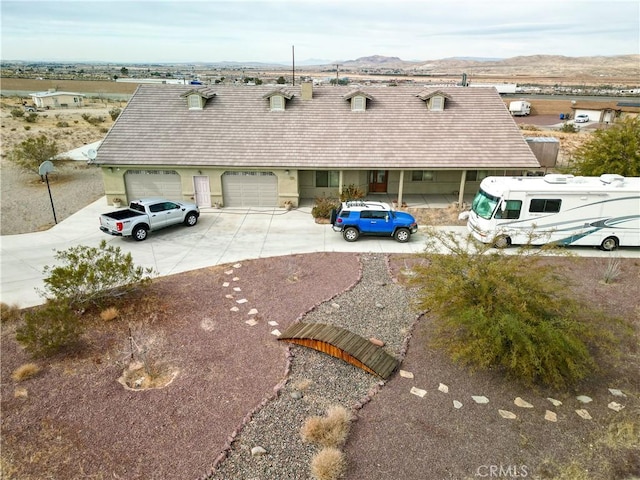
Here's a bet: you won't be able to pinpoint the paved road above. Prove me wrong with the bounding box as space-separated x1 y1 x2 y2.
1 197 638 308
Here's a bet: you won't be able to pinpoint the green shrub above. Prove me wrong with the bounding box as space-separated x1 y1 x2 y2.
559 122 578 133
24 112 37 123
109 107 121 121
10 108 24 118
1 302 22 324
81 113 105 125
56 121 70 128
23 125 31 131
39 240 155 308
7 134 58 173
311 196 339 219
339 184 365 202
16 302 83 358
409 229 609 388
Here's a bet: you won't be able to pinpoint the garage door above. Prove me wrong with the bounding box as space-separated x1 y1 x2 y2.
125 170 182 201
222 171 278 207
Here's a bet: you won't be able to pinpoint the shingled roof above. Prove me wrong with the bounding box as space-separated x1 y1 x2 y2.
96 84 539 170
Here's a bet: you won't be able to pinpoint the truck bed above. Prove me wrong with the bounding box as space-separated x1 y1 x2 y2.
102 209 145 220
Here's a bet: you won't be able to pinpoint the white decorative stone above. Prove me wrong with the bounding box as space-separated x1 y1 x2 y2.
575 409 592 420
608 388 627 398
498 409 517 419
472 395 489 404
268 320 279 326
399 370 414 379
233 277 240 281
236 298 248 304
453 400 463 409
225 294 234 299
230 307 239 312
438 383 449 394
225 270 234 275
410 387 427 398
514 397 534 408
545 410 558 422
251 446 267 456
270 329 281 336
245 319 258 326
222 282 230 287
547 397 563 407
233 287 242 292
331 303 340 309
608 402 625 412
233 263 242 269
576 395 592 404
248 308 258 315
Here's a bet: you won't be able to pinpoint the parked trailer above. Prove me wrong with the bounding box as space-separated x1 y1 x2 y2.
508 100 531 116
467 174 640 251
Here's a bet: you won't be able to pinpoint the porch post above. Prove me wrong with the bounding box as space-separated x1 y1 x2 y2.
458 170 467 208
339 170 344 195
397 170 405 206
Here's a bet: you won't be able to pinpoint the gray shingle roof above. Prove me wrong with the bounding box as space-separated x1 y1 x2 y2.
96 84 540 170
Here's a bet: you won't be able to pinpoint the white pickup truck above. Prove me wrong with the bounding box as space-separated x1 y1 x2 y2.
99 198 200 241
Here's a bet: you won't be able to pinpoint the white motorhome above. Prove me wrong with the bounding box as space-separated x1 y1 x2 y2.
508 100 531 116
467 174 640 251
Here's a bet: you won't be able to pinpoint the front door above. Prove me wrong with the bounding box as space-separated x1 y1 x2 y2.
369 170 388 193
193 175 211 207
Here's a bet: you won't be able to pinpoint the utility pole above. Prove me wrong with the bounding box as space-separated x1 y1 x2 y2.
292 45 295 86
335 64 341 85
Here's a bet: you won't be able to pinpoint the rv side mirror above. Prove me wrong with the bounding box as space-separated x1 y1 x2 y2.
500 201 507 212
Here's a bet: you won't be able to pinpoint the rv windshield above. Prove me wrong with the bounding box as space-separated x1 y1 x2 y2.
471 189 500 220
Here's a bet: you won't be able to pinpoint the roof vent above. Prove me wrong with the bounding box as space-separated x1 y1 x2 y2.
544 174 574 184
599 174 625 185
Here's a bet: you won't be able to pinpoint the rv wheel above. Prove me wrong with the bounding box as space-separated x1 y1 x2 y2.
600 236 618 252
493 235 511 249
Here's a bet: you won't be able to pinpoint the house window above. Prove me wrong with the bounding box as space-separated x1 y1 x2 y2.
430 96 444 111
352 96 365 111
270 95 285 111
411 170 434 181
188 95 202 110
316 170 339 188
529 199 561 213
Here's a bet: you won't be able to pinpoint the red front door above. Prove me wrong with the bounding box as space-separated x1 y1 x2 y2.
369 170 388 193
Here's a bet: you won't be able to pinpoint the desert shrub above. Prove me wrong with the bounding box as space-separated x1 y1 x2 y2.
56 121 70 128
7 134 58 173
81 113 105 125
409 229 611 388
23 125 31 131
310 447 346 480
99 127 109 133
100 306 120 321
559 122 578 133
339 184 365 202
311 196 339 219
1 302 22 323
24 112 38 123
109 107 122 121
10 108 24 118
16 302 83 358
601 256 622 284
11 363 41 382
301 406 352 448
39 240 155 308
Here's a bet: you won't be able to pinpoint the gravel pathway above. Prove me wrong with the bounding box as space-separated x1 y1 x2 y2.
205 253 418 480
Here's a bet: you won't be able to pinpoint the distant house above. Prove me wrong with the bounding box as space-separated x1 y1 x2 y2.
93 83 539 208
29 90 85 109
571 100 640 124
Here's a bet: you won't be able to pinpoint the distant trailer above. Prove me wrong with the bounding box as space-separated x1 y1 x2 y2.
509 100 531 116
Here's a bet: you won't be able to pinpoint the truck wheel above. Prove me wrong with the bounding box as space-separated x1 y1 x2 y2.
343 227 359 242
184 212 198 226
493 235 511 249
133 226 148 241
600 236 618 251
394 228 410 243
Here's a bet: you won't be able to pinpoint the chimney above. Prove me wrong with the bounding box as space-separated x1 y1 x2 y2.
301 82 313 100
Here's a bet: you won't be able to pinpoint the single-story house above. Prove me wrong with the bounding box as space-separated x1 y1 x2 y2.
571 100 640 124
93 83 540 208
30 90 85 109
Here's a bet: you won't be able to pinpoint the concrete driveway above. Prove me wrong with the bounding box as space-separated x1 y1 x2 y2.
2 196 638 309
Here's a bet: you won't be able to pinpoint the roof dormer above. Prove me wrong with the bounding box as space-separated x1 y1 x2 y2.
416 89 451 111
180 87 216 110
344 89 373 112
263 88 294 111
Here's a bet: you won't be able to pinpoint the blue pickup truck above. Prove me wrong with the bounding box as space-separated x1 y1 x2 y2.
330 201 418 242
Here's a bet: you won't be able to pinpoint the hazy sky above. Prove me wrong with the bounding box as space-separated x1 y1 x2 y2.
1 0 638 64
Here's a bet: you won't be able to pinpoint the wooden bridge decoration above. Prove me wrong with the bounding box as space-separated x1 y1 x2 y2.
278 322 399 379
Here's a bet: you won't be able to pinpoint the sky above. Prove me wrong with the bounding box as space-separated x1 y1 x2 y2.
1 0 638 64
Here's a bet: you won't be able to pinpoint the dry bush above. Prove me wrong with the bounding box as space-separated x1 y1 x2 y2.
14 387 28 398
100 306 119 321
0 302 22 324
11 363 41 382
310 447 346 480
301 405 353 448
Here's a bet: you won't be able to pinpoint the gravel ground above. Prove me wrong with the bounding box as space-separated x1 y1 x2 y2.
207 253 418 480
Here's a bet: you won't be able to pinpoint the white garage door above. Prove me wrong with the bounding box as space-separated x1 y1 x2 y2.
125 170 182 201
222 171 278 207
